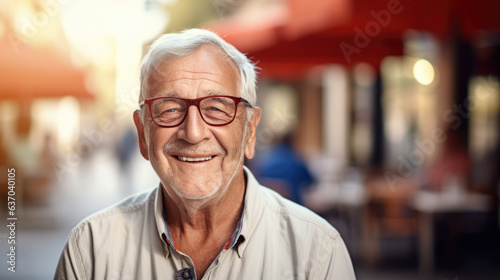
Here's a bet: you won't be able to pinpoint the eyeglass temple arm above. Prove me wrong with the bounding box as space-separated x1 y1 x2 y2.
241 98 253 108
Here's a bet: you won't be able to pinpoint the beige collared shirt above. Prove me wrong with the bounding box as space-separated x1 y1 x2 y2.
55 167 356 279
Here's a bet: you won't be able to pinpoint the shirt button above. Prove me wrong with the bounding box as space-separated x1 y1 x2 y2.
182 269 191 279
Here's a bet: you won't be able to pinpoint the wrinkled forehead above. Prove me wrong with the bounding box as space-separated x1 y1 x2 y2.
141 44 241 100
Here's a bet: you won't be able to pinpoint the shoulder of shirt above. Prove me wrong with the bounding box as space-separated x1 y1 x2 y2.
69 187 157 235
257 185 341 240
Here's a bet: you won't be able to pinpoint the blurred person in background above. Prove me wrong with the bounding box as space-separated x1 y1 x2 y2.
116 126 138 172
9 108 55 203
426 128 471 192
116 125 139 193
55 28 355 279
252 132 315 205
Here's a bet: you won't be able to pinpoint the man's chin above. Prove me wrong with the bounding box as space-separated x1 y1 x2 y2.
167 180 222 201
181 188 219 200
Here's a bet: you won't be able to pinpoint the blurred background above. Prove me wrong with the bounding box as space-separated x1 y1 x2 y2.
0 0 499 279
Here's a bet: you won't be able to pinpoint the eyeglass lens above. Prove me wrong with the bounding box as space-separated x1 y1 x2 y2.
151 97 237 126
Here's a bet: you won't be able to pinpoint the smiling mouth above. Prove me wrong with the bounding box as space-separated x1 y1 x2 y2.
177 156 213 162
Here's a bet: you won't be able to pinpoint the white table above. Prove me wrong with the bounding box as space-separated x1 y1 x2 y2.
412 190 493 275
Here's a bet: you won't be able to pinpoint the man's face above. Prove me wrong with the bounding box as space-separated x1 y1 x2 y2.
134 45 260 201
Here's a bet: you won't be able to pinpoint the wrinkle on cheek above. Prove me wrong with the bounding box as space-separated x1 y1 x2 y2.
222 122 247 162
148 125 165 159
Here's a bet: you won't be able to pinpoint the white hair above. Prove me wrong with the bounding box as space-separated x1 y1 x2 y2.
139 28 258 107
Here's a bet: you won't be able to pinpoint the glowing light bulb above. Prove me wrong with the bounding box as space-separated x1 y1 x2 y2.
413 59 434 85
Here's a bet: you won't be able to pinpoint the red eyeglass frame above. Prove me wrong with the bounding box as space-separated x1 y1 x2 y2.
139 95 253 127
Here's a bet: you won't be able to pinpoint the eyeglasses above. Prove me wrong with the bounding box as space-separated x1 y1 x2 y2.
139 95 253 127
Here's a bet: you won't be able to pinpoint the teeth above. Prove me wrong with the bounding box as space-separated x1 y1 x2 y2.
178 156 212 162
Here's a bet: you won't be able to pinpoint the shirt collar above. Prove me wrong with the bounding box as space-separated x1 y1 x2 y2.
153 184 171 257
237 166 265 257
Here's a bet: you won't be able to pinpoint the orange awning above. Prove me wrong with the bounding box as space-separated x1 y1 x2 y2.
0 39 93 100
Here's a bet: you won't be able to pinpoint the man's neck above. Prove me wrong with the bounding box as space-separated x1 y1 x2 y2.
162 171 246 278
162 171 246 239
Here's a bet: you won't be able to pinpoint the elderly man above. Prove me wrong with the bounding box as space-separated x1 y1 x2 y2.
55 29 355 280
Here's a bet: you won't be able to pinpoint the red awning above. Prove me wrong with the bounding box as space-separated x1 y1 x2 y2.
204 0 500 79
205 0 351 53
0 39 93 100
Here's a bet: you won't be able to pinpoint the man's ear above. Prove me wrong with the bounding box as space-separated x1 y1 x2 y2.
133 110 150 160
244 108 262 159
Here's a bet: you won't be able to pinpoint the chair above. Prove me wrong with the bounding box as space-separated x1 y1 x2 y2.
362 177 418 267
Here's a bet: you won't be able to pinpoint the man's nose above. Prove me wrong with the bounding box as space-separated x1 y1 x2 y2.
177 105 211 144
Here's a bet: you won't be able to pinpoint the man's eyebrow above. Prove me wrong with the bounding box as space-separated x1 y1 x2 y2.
146 86 232 100
151 90 229 98
151 91 180 98
205 91 226 96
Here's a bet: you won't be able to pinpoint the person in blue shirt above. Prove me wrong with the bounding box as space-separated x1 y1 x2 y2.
251 133 314 205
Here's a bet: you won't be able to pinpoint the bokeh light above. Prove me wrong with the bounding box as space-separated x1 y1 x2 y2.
413 58 435 85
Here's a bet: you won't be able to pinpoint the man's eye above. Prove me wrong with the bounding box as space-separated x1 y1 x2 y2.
208 106 223 112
